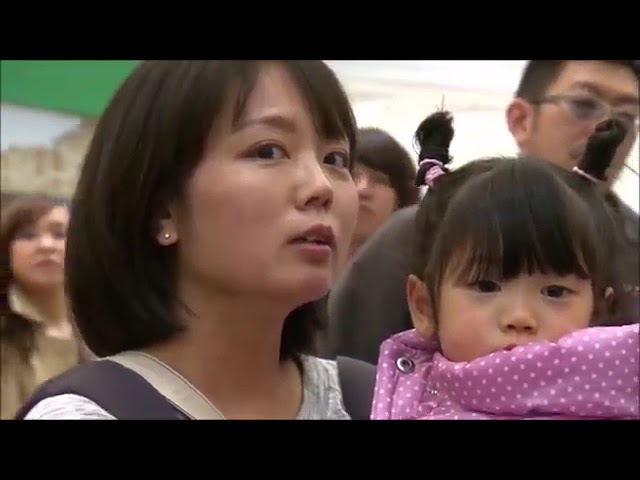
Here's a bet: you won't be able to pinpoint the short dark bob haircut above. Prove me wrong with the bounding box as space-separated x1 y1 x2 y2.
66 61 357 359
355 128 419 207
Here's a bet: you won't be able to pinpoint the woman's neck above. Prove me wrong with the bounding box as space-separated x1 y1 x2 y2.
10 284 68 327
144 290 304 419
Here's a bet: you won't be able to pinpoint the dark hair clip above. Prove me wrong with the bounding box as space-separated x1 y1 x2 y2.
416 156 450 187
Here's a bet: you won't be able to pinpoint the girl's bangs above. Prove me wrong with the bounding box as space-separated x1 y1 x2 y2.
435 159 599 284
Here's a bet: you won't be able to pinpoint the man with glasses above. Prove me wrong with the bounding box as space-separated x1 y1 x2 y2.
326 60 639 365
507 60 639 300
506 60 638 188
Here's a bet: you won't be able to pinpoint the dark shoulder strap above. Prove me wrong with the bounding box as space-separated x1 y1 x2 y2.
15 360 187 420
336 356 376 420
18 356 376 420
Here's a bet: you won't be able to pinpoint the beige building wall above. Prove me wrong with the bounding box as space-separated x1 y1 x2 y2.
1 105 95 199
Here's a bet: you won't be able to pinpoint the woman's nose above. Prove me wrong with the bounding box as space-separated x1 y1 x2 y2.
36 233 58 250
355 174 373 198
298 156 334 211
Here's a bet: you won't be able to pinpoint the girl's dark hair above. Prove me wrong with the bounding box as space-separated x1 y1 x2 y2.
424 157 606 322
554 118 634 324
413 110 454 186
410 110 501 278
410 111 630 329
574 118 628 182
0 196 64 361
66 61 357 360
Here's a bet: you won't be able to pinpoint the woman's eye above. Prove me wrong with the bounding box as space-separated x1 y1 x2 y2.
249 144 288 160
14 230 37 240
324 152 349 169
470 280 500 293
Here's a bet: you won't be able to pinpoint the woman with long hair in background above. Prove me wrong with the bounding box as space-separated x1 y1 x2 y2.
1 196 88 419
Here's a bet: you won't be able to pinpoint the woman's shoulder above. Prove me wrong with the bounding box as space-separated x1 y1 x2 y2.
23 393 116 420
22 356 353 420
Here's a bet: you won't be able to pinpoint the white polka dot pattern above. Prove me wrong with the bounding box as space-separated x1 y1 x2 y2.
371 324 640 420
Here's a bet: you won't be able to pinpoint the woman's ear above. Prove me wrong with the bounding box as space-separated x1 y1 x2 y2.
406 274 435 340
153 203 179 246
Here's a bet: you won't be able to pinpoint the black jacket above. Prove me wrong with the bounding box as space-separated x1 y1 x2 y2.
327 206 417 364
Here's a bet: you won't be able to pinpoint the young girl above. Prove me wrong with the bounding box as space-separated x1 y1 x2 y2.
371 112 639 420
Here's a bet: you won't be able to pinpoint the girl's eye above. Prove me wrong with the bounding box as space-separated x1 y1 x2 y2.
542 285 572 298
248 144 288 161
470 280 501 293
324 151 349 169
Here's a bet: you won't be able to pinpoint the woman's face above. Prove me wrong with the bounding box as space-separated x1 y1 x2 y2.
352 162 398 249
10 206 69 292
164 63 358 307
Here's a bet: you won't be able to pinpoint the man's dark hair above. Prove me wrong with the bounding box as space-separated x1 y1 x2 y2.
66 60 357 360
515 60 640 101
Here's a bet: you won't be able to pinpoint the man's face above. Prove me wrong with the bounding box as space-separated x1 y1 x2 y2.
507 61 639 186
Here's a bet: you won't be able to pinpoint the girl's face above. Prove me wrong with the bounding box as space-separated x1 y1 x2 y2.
435 267 595 362
10 206 69 292
407 155 609 363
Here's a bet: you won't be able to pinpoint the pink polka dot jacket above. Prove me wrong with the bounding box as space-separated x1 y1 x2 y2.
371 324 639 420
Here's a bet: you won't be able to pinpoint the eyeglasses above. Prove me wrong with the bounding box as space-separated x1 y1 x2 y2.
531 93 640 132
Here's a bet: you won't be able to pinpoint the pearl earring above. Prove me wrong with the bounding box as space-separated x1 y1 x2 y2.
163 233 171 240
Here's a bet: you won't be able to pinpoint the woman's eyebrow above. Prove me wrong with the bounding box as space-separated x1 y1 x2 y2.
233 113 299 135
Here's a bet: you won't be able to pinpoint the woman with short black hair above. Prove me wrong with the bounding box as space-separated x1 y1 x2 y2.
18 60 360 420
349 128 419 257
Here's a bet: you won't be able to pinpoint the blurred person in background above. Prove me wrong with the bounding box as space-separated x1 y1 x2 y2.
328 60 640 364
1 196 88 419
349 128 419 258
314 128 418 358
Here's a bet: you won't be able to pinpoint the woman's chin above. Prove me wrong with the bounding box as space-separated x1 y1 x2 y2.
281 275 332 306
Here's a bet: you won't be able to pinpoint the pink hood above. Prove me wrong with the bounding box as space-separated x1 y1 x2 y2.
371 324 639 420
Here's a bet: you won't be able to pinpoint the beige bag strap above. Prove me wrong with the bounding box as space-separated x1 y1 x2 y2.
105 351 225 420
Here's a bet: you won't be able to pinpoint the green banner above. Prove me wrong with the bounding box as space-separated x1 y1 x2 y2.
1 60 139 117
